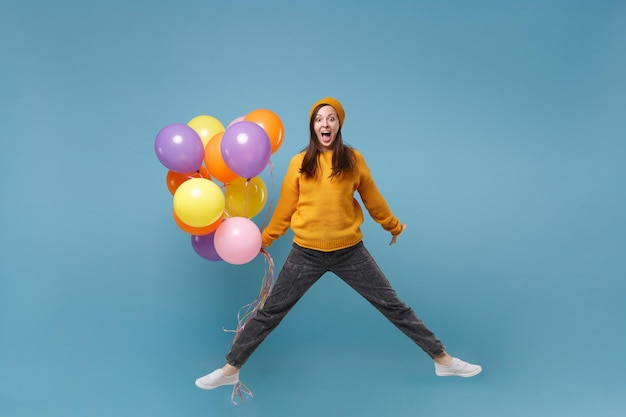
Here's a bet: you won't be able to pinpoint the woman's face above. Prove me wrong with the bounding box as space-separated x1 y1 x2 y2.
313 105 340 151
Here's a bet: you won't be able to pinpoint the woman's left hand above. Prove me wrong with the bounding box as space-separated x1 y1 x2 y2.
389 224 407 246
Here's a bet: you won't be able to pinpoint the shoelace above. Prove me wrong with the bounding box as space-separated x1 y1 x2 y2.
451 359 465 371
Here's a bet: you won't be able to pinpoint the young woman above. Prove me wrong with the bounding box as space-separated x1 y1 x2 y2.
196 97 482 390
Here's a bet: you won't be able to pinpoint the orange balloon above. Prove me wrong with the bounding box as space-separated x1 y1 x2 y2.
166 165 211 195
173 209 223 235
244 108 284 153
204 132 239 184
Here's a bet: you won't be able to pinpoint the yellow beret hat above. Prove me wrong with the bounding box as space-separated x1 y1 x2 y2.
309 97 345 126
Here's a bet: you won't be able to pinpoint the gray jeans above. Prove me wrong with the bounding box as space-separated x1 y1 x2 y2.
226 242 445 368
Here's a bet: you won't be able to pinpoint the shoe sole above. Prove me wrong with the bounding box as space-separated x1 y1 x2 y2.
195 380 238 390
436 367 482 377
195 381 218 390
195 376 239 390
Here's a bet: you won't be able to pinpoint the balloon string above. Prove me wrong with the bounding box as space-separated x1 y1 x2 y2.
222 163 276 340
243 179 250 218
222 242 275 406
223 162 276 405
223 249 275 344
230 379 253 405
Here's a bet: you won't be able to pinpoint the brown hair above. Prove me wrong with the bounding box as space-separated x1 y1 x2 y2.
299 103 356 179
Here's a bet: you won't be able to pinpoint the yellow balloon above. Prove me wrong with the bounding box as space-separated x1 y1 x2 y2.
173 178 225 227
187 115 225 148
225 176 267 218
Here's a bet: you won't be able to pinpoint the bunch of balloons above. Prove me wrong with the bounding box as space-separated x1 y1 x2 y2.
154 109 284 265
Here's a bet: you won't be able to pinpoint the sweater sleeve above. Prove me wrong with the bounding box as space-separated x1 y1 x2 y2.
260 154 301 247
355 152 404 236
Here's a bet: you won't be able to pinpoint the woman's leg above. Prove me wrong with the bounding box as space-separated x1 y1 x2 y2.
329 242 446 358
223 246 325 368
224 244 327 368
329 243 481 377
196 245 327 389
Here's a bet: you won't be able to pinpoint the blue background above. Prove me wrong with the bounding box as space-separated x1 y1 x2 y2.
2 0 625 416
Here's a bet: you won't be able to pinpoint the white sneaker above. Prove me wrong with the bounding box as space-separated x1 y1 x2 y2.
435 357 482 377
195 369 240 390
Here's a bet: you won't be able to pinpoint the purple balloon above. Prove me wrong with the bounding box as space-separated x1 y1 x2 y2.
221 121 271 179
155 124 204 173
191 233 222 262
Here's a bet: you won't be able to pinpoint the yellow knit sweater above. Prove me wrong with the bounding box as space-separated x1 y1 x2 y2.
261 150 403 251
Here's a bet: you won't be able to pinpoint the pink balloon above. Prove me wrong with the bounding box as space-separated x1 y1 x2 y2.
227 116 245 128
213 217 262 265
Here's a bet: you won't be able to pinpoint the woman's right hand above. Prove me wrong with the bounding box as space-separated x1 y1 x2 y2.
389 224 407 245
